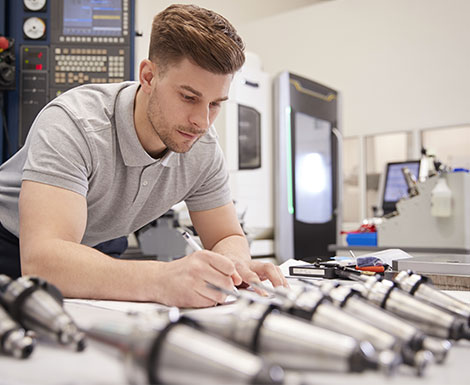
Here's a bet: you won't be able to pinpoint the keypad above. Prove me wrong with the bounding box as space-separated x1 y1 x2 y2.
53 47 125 85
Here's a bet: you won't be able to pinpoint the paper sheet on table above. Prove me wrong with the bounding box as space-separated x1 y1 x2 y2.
65 298 169 313
65 293 239 315
356 248 413 266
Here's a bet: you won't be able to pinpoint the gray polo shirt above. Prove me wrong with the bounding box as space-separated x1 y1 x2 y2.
0 81 231 246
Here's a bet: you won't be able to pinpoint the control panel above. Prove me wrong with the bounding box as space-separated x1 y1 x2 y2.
1 0 135 161
49 0 132 98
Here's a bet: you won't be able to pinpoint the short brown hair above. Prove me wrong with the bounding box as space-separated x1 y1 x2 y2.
148 4 245 75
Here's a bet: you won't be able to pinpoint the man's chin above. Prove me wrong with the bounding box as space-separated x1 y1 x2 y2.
167 142 195 154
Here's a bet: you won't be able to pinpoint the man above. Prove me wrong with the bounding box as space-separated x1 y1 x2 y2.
0 4 287 307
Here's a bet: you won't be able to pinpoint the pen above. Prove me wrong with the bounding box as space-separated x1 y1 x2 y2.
181 231 202 251
180 231 239 293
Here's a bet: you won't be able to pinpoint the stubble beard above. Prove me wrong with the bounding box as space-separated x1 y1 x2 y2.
147 93 202 154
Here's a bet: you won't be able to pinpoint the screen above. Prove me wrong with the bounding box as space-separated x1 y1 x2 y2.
294 112 332 224
63 0 122 36
382 161 420 214
238 105 261 169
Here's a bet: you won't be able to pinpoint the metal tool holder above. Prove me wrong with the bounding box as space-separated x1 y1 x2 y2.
355 275 469 340
316 280 451 366
86 310 283 385
187 297 381 374
0 303 35 359
0 274 86 351
394 270 470 326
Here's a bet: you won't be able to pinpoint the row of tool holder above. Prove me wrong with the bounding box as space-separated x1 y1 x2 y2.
1 270 469 384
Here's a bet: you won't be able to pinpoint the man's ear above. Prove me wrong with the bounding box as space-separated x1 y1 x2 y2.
139 59 156 94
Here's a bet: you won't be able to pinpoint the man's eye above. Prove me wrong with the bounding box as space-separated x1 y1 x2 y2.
182 94 195 101
210 102 221 108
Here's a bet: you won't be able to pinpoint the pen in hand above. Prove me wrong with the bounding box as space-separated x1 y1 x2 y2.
180 231 239 293
181 230 203 251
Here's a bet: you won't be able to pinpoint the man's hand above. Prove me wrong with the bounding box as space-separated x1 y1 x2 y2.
154 250 242 308
189 203 289 297
229 258 289 295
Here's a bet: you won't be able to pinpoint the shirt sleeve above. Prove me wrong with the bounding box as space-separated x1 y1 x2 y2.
184 142 232 212
22 105 93 197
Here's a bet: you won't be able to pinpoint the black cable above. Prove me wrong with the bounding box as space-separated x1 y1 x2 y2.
0 91 12 158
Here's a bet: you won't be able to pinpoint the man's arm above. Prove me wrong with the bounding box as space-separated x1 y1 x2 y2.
189 202 288 291
19 180 238 307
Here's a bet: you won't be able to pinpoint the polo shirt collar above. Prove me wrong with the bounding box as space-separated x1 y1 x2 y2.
115 82 180 168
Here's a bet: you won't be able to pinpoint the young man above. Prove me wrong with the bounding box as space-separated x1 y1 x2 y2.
0 4 287 307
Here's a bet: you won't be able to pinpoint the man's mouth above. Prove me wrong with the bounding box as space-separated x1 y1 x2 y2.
177 130 198 139
177 130 201 139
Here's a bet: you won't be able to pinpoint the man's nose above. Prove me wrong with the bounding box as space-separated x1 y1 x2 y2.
189 104 210 130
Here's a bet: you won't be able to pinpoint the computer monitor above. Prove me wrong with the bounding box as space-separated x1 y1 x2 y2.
382 160 420 215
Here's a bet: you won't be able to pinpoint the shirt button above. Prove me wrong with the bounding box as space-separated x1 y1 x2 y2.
142 180 148 186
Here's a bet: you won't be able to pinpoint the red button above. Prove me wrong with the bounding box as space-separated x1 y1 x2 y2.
0 37 9 50
36 64 43 70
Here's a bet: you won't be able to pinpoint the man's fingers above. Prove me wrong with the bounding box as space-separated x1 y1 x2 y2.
274 265 289 288
251 261 289 288
231 270 242 286
190 269 232 306
235 264 268 296
202 251 236 277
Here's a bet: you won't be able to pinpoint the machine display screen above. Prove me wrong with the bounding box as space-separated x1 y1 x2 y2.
382 161 420 214
63 0 122 36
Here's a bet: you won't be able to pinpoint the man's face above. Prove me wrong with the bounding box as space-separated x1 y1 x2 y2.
146 58 232 154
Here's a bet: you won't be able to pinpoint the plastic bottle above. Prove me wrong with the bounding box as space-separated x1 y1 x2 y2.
431 177 452 217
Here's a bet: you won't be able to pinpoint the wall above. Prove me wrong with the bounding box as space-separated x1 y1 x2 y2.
134 0 321 76
238 0 470 137
135 0 470 138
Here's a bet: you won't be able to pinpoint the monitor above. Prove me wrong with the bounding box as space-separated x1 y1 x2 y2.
382 160 420 215
63 0 123 37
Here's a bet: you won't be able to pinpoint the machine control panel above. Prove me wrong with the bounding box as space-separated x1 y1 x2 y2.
48 0 132 101
2 0 135 153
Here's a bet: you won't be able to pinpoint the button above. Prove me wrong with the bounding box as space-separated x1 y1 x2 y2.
142 180 148 186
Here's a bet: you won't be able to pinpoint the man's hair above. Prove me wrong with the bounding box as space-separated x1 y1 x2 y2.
149 4 245 75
